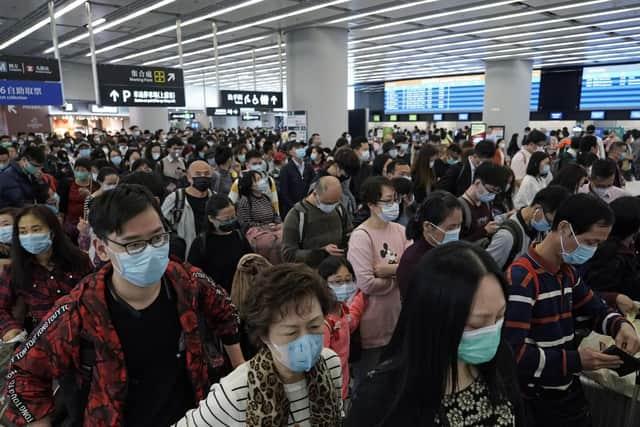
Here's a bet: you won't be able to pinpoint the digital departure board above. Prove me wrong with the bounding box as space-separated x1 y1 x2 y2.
580 63 640 110
384 71 540 113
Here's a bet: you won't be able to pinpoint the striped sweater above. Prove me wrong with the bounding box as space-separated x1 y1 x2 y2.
504 246 627 395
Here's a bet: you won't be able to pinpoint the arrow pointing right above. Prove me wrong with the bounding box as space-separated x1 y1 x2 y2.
109 90 120 102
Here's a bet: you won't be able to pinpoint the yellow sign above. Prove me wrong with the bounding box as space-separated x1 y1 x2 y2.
153 71 165 84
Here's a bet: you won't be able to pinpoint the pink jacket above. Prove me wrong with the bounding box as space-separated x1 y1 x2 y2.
347 222 410 349
323 290 366 399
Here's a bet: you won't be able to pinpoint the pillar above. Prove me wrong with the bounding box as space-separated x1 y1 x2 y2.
286 27 348 146
128 107 169 131
483 60 533 142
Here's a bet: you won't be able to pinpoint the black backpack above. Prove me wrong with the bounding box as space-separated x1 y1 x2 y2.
498 219 524 270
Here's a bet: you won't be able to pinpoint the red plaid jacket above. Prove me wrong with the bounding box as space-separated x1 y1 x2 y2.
4 260 240 426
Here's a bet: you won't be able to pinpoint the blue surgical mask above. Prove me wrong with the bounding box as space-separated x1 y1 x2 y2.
0 162 7 171
249 163 264 173
75 171 90 181
270 334 324 372
330 282 357 302
379 202 399 222
19 232 52 255
111 155 122 166
360 150 371 163
477 184 496 203
531 209 551 233
316 195 338 214
79 149 91 158
24 161 39 176
237 154 246 163
0 225 12 244
431 223 461 245
295 148 307 159
310 152 319 162
256 179 269 194
458 318 503 365
388 149 398 159
447 158 460 165
619 152 627 161
560 224 597 265
399 143 409 152
110 241 170 287
541 164 551 176
151 153 161 161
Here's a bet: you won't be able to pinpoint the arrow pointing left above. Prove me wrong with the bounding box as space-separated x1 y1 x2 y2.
109 90 120 102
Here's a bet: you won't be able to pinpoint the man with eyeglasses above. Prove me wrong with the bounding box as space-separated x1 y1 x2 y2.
4 184 244 427
459 162 509 244
0 145 50 209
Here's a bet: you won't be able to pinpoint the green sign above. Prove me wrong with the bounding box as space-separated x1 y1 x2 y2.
372 114 381 122
409 114 418 121
389 114 397 121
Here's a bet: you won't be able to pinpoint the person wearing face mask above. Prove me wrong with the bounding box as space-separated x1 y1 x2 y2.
143 141 163 170
510 129 547 187
173 263 342 427
279 141 315 218
58 157 97 242
228 150 280 216
210 145 239 197
349 137 373 205
504 193 640 427
282 176 350 267
3 185 245 427
317 256 366 400
0 208 16 266
157 137 187 193
411 145 440 204
162 160 213 255
487 186 570 271
579 158 628 203
396 191 463 301
607 140 630 185
347 242 524 426
459 162 509 244
0 146 10 172
347 176 410 391
437 139 496 197
0 206 91 346
513 151 553 209
187 195 252 294
0 145 50 209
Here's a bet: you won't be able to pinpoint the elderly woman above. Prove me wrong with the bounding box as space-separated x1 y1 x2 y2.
175 263 343 426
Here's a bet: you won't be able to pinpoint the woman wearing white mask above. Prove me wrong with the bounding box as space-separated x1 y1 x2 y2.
0 208 16 267
346 242 523 426
347 176 410 391
174 263 343 427
513 152 553 209
396 191 463 301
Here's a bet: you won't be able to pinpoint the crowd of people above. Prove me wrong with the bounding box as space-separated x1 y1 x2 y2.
0 123 638 426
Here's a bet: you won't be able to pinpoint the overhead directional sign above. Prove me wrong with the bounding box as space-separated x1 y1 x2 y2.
0 55 60 82
98 64 185 107
0 80 63 106
220 90 283 110
206 107 239 116
169 112 195 120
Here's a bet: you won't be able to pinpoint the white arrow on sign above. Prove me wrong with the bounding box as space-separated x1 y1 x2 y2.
109 90 120 102
270 96 278 105
7 105 17 114
168 73 175 82
123 90 131 103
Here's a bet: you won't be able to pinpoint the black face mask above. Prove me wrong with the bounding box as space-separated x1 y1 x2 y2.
192 176 210 192
217 219 238 233
338 174 350 182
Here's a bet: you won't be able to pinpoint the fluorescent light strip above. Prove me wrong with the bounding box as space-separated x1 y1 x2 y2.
0 0 86 50
183 52 283 75
106 0 347 63
142 35 270 65
182 0 266 26
349 5 640 45
182 45 282 71
109 32 215 63
327 0 440 24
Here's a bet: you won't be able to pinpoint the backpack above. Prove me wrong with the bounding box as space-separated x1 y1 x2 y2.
498 218 524 270
457 196 491 248
295 202 347 248
170 188 186 226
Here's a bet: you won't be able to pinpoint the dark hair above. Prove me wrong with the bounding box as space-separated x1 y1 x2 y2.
0 207 17 218
97 167 118 183
586 124 596 134
73 157 92 171
0 146 8 157
238 170 261 198
263 141 274 153
205 194 232 218
166 137 184 149
241 263 336 345
527 129 546 145
531 185 571 213
333 148 360 177
580 135 598 153
412 145 438 192
214 145 232 166
360 176 393 206
119 171 164 199
391 176 412 196
89 184 162 239
350 136 368 151
447 144 462 155
406 191 462 240
144 142 162 163
473 140 496 160
526 151 550 177
474 162 508 189
245 150 262 162
373 154 391 176
551 193 614 233
608 197 640 240
11 205 89 291
131 158 153 172
21 145 45 164
317 256 355 281
549 164 588 194
590 158 616 179
381 242 509 424
388 159 409 176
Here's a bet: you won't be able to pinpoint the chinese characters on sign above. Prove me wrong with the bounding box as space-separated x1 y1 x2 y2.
206 107 239 116
0 55 60 82
98 64 185 107
0 80 63 106
219 90 283 109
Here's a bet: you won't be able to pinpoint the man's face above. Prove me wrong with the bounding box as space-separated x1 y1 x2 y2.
7 147 17 159
0 154 9 166
312 135 321 146
247 156 263 169
392 164 411 179
558 221 611 254
188 162 212 183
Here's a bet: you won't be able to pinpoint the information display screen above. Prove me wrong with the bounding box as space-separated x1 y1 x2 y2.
384 71 540 113
580 63 640 110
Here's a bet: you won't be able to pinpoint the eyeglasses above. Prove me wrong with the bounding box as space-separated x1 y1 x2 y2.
480 182 500 195
328 278 353 286
378 196 400 205
107 232 170 255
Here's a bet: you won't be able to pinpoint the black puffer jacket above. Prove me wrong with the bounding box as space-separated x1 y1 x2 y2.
584 238 640 301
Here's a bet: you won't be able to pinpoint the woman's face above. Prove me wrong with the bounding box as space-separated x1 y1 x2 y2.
209 205 235 226
369 185 396 218
0 214 14 228
266 296 324 347
18 213 51 237
102 174 119 186
327 265 353 288
424 208 463 244
151 146 162 156
539 158 550 174
464 274 505 331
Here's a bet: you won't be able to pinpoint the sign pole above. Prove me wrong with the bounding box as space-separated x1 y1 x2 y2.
252 49 257 91
48 1 65 104
211 22 219 91
176 19 183 68
278 31 284 93
85 2 100 106
202 71 207 110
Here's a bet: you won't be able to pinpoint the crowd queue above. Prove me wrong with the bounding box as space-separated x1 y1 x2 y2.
0 124 638 426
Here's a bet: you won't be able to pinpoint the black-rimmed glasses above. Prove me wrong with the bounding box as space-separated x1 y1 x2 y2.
106 232 170 255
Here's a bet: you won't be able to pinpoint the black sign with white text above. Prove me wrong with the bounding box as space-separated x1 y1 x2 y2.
220 90 282 110
206 107 239 116
98 64 185 107
0 55 60 82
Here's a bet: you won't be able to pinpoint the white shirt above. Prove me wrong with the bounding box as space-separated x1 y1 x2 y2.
174 348 342 427
510 149 532 182
513 173 553 209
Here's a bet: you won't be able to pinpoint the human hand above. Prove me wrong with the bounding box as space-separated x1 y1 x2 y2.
579 347 622 371
77 218 89 235
2 328 23 342
323 244 344 257
374 263 397 278
484 221 499 235
615 294 639 317
614 322 640 355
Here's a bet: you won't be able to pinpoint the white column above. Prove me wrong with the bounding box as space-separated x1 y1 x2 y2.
483 59 533 141
286 27 348 146
129 107 168 131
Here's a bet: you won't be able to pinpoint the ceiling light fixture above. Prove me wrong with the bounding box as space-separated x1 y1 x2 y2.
326 0 440 24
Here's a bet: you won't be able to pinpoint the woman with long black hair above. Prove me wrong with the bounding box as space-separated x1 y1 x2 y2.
0 205 92 342
347 241 523 427
411 144 440 204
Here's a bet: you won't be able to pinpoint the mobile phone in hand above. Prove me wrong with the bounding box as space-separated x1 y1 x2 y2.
603 345 640 376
